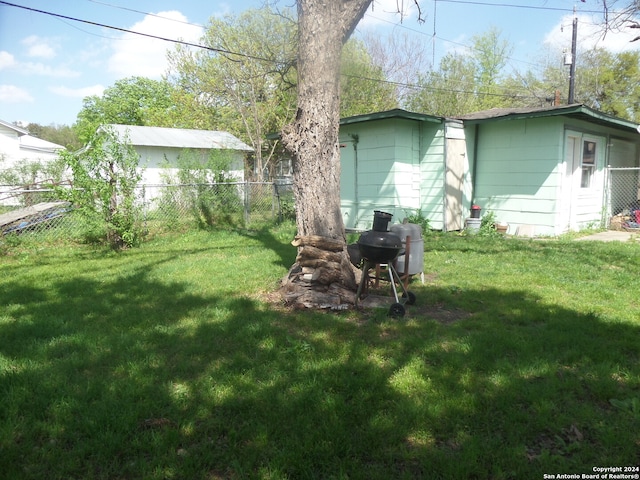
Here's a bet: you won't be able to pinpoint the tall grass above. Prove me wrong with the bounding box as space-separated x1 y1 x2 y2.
1 228 639 479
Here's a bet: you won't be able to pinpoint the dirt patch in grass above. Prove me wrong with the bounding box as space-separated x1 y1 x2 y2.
256 288 472 324
525 424 586 462
254 266 469 324
410 303 472 324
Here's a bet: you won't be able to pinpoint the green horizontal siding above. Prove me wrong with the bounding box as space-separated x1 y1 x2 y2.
340 118 446 230
419 127 445 229
473 117 564 234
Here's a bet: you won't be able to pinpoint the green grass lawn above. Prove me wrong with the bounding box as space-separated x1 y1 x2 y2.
1 226 639 479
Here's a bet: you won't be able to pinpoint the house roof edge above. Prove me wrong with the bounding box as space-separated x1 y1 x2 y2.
340 108 444 126
95 124 254 152
456 104 640 133
0 119 30 136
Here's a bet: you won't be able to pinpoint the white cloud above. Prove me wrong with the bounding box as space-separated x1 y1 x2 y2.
108 11 203 78
21 35 57 59
77 43 108 64
442 34 473 57
0 50 79 78
0 51 16 69
20 62 80 78
49 84 105 98
544 13 640 54
358 0 421 29
0 85 34 103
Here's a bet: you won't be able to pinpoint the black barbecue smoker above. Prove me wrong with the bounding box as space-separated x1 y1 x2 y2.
353 211 416 317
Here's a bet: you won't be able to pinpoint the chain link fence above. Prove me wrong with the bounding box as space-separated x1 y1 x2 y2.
604 167 640 230
0 181 294 246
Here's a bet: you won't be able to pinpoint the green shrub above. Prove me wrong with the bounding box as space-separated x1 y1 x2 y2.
57 126 144 249
278 191 296 222
162 149 243 229
403 208 431 236
479 210 502 237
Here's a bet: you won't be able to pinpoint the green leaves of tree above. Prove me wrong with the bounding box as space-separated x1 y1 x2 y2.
166 8 298 181
406 26 640 121
340 39 398 117
58 126 143 249
74 77 184 143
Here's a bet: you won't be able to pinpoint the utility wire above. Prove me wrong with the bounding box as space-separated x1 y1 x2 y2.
0 0 271 63
435 0 601 15
362 10 548 70
86 0 206 29
84 0 575 71
0 0 565 103
341 72 543 103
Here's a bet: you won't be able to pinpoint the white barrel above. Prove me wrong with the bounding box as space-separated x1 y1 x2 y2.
390 223 424 275
465 217 481 234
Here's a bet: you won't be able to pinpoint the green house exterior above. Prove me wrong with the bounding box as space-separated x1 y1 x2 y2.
338 106 640 237
460 105 640 236
338 109 472 231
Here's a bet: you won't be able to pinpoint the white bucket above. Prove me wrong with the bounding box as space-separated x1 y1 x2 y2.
465 217 481 234
390 223 424 275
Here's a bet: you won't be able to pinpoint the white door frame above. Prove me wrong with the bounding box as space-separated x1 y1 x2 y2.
560 131 606 232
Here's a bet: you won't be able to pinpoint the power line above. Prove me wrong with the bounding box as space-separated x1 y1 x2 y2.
341 72 543 103
3 0 570 76
435 0 601 15
86 0 206 29
362 9 551 71
0 0 565 105
0 0 272 63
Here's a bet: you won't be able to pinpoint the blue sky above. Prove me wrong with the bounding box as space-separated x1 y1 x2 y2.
0 0 638 127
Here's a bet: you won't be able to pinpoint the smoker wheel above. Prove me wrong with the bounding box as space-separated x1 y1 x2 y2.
402 291 416 305
388 303 405 318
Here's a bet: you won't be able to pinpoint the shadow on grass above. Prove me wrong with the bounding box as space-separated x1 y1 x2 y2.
0 255 639 479
238 224 297 269
425 233 640 271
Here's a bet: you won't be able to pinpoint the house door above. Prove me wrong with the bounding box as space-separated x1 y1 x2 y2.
560 134 580 231
444 137 466 231
560 131 605 232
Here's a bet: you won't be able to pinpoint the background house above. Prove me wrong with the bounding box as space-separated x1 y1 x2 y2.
339 109 472 232
0 118 66 172
459 105 640 236
103 124 253 185
0 119 67 206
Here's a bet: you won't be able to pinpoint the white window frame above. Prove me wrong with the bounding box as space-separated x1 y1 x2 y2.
580 139 597 188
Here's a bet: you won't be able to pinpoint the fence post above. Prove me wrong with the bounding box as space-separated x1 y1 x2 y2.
244 181 250 225
141 185 147 233
272 182 278 221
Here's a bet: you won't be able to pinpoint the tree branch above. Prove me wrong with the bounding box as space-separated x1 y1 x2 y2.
342 0 374 41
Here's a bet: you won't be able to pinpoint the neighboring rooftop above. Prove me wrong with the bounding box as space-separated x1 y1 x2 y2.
103 124 253 152
20 135 66 153
0 118 66 152
455 103 640 133
0 119 29 136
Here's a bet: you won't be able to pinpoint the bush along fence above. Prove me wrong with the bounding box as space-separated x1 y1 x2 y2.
0 181 294 247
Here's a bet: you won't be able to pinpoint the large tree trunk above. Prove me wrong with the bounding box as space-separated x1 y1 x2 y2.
280 0 372 309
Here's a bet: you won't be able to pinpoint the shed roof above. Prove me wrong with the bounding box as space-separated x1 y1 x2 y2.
102 125 253 152
266 109 445 140
340 108 444 126
456 104 640 134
